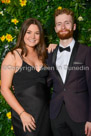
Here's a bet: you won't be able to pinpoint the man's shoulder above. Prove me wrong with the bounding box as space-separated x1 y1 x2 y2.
77 42 90 50
47 51 53 63
46 46 58 65
76 42 91 57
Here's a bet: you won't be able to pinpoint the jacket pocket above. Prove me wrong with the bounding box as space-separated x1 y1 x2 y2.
75 90 87 94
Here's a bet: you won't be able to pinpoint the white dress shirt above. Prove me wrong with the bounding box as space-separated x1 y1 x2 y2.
56 39 75 83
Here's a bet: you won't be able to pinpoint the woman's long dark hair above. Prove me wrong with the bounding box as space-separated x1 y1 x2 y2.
12 18 47 64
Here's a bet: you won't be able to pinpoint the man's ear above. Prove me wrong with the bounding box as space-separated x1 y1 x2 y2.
54 26 57 33
73 23 76 31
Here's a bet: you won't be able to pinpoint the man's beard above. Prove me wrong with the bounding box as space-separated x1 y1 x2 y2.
57 29 74 40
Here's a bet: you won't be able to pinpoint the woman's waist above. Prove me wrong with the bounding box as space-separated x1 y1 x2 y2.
13 78 47 88
14 82 47 97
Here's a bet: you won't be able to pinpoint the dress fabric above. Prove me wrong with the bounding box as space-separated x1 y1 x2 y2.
12 60 51 136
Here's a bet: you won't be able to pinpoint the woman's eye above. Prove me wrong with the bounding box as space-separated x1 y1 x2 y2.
26 32 31 34
36 32 40 35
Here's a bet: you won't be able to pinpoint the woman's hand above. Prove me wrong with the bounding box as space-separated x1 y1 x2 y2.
47 44 57 53
20 111 36 132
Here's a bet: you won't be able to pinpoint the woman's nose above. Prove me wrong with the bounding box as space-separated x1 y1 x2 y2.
30 33 35 38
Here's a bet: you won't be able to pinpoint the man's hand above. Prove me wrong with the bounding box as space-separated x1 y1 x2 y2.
47 44 57 53
85 121 91 136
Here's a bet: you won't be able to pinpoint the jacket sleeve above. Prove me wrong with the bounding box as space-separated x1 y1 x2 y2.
85 47 91 121
46 52 53 88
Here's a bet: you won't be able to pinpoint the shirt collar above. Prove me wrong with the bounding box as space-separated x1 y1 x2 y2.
59 39 75 52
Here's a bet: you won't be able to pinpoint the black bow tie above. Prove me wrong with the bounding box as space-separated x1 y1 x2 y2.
59 46 70 52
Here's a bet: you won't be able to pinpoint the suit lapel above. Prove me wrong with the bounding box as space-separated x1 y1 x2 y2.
65 42 79 83
52 45 64 85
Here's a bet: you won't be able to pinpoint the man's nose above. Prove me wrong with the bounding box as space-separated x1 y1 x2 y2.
61 23 65 29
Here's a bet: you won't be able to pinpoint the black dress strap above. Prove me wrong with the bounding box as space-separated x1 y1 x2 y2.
15 50 23 60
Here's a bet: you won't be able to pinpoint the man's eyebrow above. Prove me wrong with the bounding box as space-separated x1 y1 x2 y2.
55 22 62 24
64 20 72 22
56 20 71 23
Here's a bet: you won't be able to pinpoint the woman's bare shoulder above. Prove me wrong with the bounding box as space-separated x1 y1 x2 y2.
2 48 23 66
1 51 16 66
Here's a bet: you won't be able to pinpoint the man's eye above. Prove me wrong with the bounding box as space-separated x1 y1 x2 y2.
65 22 70 24
57 24 61 26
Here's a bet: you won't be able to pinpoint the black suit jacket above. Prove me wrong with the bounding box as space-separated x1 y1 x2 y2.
47 42 91 122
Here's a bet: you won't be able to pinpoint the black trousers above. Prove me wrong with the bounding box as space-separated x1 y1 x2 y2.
51 103 86 136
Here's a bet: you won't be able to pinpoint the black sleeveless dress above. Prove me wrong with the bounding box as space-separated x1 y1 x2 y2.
12 53 52 136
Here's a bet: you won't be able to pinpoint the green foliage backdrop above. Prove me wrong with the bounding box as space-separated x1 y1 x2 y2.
0 0 91 135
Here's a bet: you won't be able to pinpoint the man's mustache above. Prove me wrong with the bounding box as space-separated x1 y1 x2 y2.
58 29 71 33
57 28 74 40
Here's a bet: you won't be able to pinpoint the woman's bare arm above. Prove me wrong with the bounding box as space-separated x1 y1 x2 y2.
1 52 36 132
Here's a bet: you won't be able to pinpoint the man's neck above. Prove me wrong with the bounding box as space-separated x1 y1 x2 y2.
60 37 73 47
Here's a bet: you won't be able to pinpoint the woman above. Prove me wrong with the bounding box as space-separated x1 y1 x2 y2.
1 18 52 136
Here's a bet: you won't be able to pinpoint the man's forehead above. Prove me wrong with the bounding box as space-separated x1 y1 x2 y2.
55 14 73 22
56 14 72 19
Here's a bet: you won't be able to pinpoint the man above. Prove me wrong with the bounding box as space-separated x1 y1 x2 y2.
47 8 91 136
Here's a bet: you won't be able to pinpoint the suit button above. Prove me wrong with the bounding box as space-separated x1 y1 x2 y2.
64 88 66 91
